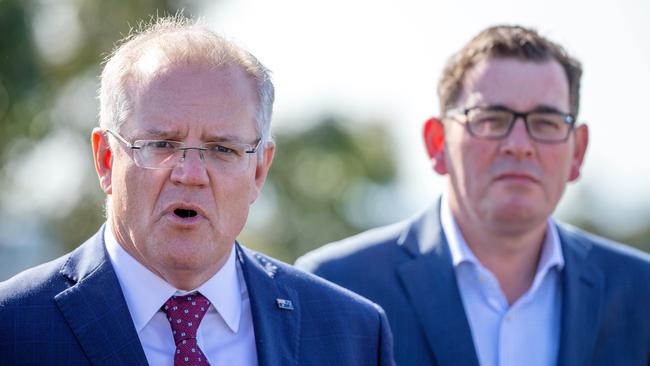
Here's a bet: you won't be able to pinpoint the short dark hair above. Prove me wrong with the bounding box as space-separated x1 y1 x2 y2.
438 25 582 116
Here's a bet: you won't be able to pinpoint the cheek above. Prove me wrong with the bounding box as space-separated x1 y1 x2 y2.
540 147 574 187
109 162 132 214
210 171 257 208
209 174 255 236
119 166 165 217
456 141 494 187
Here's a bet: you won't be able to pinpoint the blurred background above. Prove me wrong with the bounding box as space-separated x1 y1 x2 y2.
1 0 649 280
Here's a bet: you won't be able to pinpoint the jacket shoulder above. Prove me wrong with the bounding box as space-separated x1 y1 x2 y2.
0 228 105 307
295 220 408 274
560 224 650 267
0 253 71 307
250 249 385 314
560 224 650 277
243 249 395 365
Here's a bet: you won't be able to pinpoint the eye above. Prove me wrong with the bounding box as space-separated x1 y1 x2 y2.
209 144 236 154
529 115 563 130
469 110 511 130
146 140 176 149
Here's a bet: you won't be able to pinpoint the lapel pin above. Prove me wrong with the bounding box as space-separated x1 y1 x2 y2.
276 298 294 310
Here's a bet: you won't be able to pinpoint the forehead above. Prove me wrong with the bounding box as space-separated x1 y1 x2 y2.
127 63 258 139
459 57 570 112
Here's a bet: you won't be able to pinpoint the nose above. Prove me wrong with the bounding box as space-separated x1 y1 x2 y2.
170 148 209 187
500 117 535 159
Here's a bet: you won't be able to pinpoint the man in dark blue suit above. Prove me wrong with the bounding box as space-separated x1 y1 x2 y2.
0 17 393 366
297 25 650 365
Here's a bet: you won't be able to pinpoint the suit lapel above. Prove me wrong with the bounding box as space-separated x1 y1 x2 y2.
556 226 604 366
54 228 148 366
397 205 479 366
237 244 300 366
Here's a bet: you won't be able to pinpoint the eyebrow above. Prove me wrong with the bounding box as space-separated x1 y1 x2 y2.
530 105 570 114
140 128 255 144
140 128 180 139
486 104 569 114
203 134 254 143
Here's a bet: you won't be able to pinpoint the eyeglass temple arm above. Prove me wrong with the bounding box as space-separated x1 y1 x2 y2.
106 129 141 150
245 139 263 154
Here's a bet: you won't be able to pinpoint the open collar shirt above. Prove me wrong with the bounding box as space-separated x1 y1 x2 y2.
104 225 258 366
440 191 564 366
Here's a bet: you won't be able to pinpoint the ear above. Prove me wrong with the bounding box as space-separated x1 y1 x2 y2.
92 127 113 194
569 124 589 182
423 117 448 175
250 141 276 204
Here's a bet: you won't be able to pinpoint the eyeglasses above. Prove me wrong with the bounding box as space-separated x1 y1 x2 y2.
445 106 577 143
105 129 262 170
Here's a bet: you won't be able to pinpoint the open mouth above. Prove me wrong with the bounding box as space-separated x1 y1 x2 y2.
174 208 198 218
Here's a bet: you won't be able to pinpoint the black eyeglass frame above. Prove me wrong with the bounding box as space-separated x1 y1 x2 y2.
445 106 578 144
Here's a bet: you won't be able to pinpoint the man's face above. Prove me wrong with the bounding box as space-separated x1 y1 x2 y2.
93 63 274 288
437 58 588 235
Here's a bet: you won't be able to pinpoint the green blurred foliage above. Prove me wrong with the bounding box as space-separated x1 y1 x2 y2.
240 116 399 262
0 0 647 282
0 0 182 252
1 0 181 150
0 0 400 271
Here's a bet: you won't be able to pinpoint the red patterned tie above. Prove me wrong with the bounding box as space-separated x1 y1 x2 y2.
162 292 212 365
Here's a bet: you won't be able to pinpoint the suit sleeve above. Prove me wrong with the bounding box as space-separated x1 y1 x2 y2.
377 305 396 366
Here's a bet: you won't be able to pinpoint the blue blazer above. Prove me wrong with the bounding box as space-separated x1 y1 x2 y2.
296 202 650 366
0 227 394 366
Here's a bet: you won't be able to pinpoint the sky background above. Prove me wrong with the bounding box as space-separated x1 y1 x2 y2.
202 0 650 235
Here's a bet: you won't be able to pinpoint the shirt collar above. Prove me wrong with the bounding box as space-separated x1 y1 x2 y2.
441 188 564 276
103 224 243 334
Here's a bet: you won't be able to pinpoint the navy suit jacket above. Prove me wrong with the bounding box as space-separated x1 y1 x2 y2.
0 227 394 366
296 202 650 366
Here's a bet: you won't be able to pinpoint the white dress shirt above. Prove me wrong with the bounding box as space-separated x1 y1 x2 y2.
104 225 258 366
440 192 564 366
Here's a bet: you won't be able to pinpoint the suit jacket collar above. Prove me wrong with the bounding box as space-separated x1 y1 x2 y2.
55 226 149 366
54 228 302 366
556 225 604 366
397 202 606 366
396 202 480 366
235 243 300 366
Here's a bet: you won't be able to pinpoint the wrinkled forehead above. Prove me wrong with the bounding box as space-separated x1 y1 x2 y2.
457 57 570 112
133 60 256 99
127 43 249 91
124 62 259 140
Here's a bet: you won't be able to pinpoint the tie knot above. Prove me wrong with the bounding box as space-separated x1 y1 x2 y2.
161 292 211 344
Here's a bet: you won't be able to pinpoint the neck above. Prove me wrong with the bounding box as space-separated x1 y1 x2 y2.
158 267 223 291
454 212 547 305
107 214 230 291
142 248 231 291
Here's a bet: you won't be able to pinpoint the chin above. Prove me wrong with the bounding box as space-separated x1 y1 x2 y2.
482 193 536 217
157 243 216 268
494 203 547 228
164 255 212 271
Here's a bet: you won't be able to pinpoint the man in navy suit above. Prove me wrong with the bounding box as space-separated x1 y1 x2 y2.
0 17 393 366
297 25 650 365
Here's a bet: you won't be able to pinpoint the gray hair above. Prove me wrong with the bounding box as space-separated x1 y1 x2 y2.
98 16 274 148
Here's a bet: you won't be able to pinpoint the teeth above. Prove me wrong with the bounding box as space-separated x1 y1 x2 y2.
174 209 197 218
